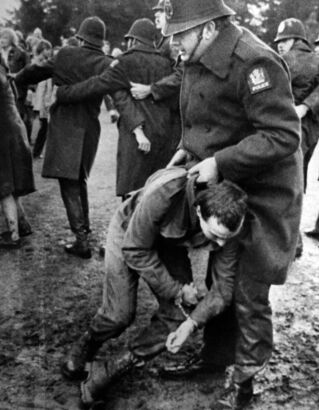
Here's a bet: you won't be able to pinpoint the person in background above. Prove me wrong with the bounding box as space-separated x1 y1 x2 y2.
13 16 145 259
65 36 80 47
0 28 30 138
61 168 247 409
0 54 34 248
274 19 319 251
111 47 123 58
102 40 111 55
31 39 53 159
152 0 179 61
55 18 181 201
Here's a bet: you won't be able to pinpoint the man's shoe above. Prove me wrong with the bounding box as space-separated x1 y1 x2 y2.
159 354 226 379
294 245 303 259
61 331 100 380
64 241 92 259
214 379 253 410
81 351 143 406
18 219 32 237
305 230 319 240
0 232 21 249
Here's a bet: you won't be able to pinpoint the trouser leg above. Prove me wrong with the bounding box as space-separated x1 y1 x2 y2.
130 240 193 359
200 251 237 366
90 212 139 344
233 269 272 384
33 118 48 158
1 194 19 240
303 144 316 192
59 177 87 239
79 176 90 232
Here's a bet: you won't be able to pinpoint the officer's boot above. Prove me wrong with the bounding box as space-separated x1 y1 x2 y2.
64 229 92 259
81 350 144 406
61 331 101 380
214 377 254 410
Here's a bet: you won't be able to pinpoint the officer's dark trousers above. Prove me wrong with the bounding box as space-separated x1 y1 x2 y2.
202 267 272 384
33 118 48 158
89 209 192 358
58 175 89 240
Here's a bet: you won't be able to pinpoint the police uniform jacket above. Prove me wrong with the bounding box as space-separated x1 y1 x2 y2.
56 44 181 195
152 23 303 285
14 45 122 180
281 40 319 153
0 63 35 199
119 167 239 327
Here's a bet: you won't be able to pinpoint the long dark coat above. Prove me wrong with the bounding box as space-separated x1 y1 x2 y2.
281 40 319 185
0 63 34 199
152 24 303 285
15 45 114 180
56 44 181 196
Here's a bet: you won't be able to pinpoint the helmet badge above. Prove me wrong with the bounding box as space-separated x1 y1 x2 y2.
164 0 173 20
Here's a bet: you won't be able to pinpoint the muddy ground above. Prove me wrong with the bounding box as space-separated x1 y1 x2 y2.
1 108 319 410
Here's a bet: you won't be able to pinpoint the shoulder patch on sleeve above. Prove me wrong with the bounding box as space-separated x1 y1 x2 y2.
247 66 272 94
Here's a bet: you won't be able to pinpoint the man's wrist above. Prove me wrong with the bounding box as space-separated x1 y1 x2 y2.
186 317 198 331
174 285 183 306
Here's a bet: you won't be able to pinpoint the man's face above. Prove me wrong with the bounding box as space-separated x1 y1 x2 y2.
36 48 51 64
154 10 166 31
172 27 202 62
277 38 294 55
0 33 11 49
197 210 242 247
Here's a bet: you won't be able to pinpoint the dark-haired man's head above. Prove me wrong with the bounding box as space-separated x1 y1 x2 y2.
195 180 247 247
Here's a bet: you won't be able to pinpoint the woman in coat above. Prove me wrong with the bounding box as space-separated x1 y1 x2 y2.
0 55 35 248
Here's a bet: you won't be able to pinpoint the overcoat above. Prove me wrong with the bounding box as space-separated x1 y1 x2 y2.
56 44 181 196
281 40 319 154
0 63 35 199
152 24 303 285
15 45 115 180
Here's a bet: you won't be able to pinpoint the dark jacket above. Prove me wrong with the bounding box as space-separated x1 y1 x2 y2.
152 24 303 285
56 44 181 195
0 63 34 199
6 44 29 113
15 45 117 180
119 167 238 327
282 40 319 153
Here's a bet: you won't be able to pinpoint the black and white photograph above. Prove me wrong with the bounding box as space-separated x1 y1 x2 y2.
0 1 319 409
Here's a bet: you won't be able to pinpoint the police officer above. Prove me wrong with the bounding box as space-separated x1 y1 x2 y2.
274 18 319 191
131 1 302 408
274 19 319 247
152 0 179 61
13 17 144 258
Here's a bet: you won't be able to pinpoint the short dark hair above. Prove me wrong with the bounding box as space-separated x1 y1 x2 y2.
194 180 248 232
34 39 52 55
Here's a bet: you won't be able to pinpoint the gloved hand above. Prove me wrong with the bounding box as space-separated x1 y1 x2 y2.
166 317 197 353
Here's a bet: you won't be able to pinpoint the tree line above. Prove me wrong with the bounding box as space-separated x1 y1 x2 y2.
5 0 319 47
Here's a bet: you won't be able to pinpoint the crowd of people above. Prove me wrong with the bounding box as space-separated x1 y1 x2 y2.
1 0 319 409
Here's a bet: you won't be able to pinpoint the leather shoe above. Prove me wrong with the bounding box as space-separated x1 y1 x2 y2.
159 354 225 378
61 331 100 380
305 230 319 240
0 232 21 249
214 378 253 410
64 242 92 259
